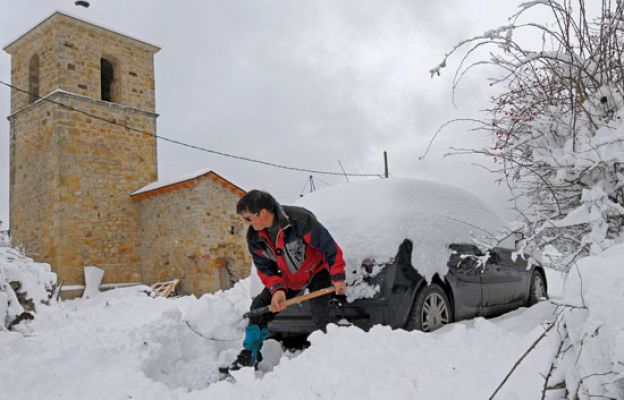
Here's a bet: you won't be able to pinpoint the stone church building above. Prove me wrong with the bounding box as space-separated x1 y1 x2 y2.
4 12 251 296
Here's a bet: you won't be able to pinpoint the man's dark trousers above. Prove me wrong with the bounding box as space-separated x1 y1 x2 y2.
249 269 332 332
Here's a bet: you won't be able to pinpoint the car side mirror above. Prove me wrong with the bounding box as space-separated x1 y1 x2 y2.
395 239 413 267
361 257 376 273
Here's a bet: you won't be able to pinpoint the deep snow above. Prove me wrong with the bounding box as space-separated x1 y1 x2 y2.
0 246 56 328
1 247 622 399
1 178 622 399
0 272 560 400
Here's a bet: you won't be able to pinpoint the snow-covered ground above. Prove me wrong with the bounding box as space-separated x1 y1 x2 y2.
1 248 622 399
1 178 623 399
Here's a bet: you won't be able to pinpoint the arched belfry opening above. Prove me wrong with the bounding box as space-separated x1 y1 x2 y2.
100 58 114 102
28 54 39 103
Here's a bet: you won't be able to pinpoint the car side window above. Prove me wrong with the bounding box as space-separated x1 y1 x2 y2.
487 249 512 267
458 256 480 270
448 252 479 270
448 244 493 279
448 244 482 268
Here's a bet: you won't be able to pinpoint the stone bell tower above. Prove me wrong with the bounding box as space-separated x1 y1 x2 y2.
4 12 160 286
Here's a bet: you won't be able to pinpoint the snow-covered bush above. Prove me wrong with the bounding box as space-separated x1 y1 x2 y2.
0 246 57 330
544 244 624 399
432 1 624 269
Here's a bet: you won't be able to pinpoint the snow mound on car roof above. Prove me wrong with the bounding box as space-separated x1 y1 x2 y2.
295 178 510 282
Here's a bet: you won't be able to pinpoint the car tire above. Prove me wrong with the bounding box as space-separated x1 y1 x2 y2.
527 270 547 306
406 283 452 332
279 334 310 351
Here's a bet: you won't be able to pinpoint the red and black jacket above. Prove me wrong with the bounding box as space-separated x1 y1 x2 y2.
248 205 346 294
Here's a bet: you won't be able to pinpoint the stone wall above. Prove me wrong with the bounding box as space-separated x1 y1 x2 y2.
7 20 60 113
9 91 158 285
135 176 251 296
8 101 60 267
7 13 159 113
53 17 158 111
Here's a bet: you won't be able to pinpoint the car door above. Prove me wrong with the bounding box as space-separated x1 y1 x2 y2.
446 244 482 320
480 248 524 315
502 250 533 302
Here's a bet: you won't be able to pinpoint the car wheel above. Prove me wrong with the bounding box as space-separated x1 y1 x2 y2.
527 270 547 306
279 334 311 351
406 283 452 332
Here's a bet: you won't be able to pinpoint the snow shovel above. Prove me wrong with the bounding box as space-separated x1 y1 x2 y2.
243 286 336 318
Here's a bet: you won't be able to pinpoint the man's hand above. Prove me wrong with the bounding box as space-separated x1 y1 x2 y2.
270 290 287 313
333 280 346 295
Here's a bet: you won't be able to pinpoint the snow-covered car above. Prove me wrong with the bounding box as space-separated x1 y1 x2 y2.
265 178 547 337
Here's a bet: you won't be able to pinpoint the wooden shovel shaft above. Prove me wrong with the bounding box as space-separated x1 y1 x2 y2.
243 286 336 318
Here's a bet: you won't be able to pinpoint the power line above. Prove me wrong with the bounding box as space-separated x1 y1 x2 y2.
0 79 383 178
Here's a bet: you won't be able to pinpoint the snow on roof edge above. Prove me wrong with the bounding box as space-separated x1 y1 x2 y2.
131 168 213 196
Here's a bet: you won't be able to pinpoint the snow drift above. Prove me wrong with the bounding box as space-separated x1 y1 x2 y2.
551 244 624 398
0 242 623 399
0 246 56 329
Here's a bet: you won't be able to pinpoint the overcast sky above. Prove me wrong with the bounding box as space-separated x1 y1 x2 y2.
0 0 526 229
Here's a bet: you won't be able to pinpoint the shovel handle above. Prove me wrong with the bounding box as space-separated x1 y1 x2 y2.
243 286 336 318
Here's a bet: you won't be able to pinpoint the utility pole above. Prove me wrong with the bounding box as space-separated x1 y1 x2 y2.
309 175 316 192
384 151 389 178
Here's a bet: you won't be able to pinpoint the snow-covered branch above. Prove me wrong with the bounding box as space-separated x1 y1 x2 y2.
431 0 624 269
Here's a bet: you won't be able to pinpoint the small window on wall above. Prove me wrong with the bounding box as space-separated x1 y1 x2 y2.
100 58 114 102
28 54 40 103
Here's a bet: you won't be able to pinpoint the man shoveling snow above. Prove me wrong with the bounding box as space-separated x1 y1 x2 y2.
223 190 346 373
